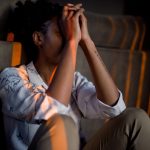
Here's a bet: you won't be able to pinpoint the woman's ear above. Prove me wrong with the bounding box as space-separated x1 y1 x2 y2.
32 31 44 47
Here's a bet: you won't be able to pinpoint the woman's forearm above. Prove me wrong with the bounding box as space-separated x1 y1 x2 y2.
80 39 119 106
46 41 77 106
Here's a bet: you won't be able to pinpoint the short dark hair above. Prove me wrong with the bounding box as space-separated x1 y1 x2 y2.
8 0 62 63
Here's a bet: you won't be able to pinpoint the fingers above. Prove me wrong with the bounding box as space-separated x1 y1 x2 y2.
74 3 82 10
79 12 87 22
74 8 85 19
62 6 75 19
62 3 84 20
62 4 77 19
67 3 83 19
67 11 74 19
67 7 85 20
67 3 82 10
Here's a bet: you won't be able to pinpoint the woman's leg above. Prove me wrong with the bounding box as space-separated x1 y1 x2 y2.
83 108 150 150
28 114 79 150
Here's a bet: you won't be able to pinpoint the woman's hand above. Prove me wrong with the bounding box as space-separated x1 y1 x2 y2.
79 12 92 45
60 3 84 45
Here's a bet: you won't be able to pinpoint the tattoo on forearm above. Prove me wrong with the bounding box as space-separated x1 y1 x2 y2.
94 50 108 71
94 50 101 59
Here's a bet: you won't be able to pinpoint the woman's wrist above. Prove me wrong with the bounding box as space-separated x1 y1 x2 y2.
65 39 79 49
81 36 93 44
80 37 94 52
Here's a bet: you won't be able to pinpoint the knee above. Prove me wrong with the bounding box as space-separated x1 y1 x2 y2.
44 114 78 132
60 114 77 128
45 114 79 149
120 108 150 126
42 114 78 133
123 108 148 118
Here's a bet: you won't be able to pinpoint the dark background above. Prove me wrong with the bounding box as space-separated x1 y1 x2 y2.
124 0 150 51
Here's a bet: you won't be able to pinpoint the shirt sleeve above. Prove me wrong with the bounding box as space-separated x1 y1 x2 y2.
0 67 71 123
73 72 126 120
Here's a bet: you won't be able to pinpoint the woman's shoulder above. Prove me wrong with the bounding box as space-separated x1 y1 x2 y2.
0 64 28 79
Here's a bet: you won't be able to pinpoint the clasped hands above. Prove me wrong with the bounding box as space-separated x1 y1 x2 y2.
60 3 91 45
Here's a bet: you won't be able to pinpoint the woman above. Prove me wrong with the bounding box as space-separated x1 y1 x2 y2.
0 0 150 150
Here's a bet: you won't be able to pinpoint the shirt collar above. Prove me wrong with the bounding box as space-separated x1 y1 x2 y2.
26 61 48 89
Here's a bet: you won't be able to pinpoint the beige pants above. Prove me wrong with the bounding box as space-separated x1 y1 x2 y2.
28 114 79 150
28 108 150 150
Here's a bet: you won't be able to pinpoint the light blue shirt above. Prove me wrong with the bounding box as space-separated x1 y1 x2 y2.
0 62 126 150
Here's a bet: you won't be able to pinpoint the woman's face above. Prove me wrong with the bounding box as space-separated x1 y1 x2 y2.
39 17 64 65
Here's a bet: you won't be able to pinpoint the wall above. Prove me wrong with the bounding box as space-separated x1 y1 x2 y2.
50 0 124 15
124 0 150 50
